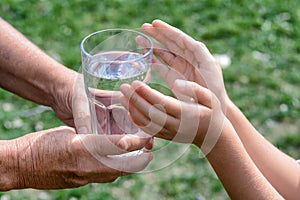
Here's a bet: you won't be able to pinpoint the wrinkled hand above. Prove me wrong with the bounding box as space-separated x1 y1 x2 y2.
52 72 139 135
120 80 226 154
140 20 228 109
71 73 92 134
4 126 153 190
50 71 92 134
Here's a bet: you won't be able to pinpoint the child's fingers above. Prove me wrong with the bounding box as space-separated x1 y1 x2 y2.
120 83 180 131
173 79 213 108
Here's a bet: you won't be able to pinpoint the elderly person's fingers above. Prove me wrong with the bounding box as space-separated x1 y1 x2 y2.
72 74 92 134
74 133 154 173
75 133 152 156
9 126 153 190
99 151 153 173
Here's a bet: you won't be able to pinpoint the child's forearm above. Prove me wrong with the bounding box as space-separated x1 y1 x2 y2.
225 100 300 199
204 120 283 199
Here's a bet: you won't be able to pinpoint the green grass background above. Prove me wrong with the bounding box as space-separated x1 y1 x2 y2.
0 0 300 199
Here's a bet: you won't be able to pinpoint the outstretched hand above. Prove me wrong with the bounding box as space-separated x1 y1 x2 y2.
140 20 228 109
119 80 226 154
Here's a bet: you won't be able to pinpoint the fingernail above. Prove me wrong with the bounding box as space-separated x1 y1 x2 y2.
132 80 144 85
77 126 88 134
147 152 154 161
132 80 146 89
145 137 154 151
120 84 130 95
142 23 152 30
175 79 186 91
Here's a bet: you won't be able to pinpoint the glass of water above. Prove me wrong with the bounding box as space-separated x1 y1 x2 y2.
80 29 153 148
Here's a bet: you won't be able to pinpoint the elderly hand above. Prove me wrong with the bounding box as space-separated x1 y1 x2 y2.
48 70 93 134
0 126 153 191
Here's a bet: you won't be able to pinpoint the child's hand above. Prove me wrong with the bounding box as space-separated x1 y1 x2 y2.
120 80 226 155
139 20 229 110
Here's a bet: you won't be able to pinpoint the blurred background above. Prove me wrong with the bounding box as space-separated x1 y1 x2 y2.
0 0 299 199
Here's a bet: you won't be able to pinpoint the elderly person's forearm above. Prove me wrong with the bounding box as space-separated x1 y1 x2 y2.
0 18 76 108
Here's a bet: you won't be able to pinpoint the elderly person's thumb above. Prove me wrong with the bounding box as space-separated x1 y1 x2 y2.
72 73 92 134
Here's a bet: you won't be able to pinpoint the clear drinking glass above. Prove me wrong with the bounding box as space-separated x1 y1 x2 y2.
80 29 153 146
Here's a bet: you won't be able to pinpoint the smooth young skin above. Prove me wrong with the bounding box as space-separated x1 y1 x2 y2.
121 20 300 199
120 80 282 199
0 18 153 190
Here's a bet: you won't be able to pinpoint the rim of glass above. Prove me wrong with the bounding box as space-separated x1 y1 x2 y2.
80 28 153 63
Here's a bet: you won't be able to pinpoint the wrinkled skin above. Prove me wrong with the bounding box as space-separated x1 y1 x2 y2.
0 18 154 191
0 126 153 191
